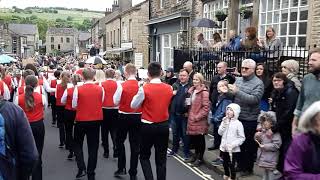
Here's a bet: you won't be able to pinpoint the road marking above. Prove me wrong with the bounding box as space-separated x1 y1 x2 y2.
167 149 215 180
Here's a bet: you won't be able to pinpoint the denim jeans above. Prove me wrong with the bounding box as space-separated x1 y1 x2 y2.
171 114 190 157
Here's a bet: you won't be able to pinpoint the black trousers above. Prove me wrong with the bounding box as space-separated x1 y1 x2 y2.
49 95 56 123
64 109 76 152
117 113 141 176
238 121 258 172
101 109 118 155
222 152 239 179
56 106 65 145
189 135 206 160
74 121 101 178
140 121 169 180
30 120 45 180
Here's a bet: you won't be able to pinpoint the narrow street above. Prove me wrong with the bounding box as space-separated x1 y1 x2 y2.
42 109 222 180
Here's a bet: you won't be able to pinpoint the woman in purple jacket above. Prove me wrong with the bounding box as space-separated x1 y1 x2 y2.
283 101 320 180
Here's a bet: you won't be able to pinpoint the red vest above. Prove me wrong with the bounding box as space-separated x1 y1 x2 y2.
38 77 44 86
3 75 12 92
76 69 83 76
18 92 44 122
119 80 142 113
101 80 117 108
18 86 43 95
65 87 75 111
75 83 103 121
50 79 57 95
0 81 5 97
141 83 173 123
55 84 65 106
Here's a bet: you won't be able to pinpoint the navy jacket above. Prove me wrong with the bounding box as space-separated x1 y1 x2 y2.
1 100 38 179
211 95 232 123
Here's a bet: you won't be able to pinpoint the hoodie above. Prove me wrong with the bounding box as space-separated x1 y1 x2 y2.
218 103 245 152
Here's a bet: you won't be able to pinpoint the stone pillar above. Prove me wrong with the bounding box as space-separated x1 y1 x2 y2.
307 0 320 47
252 0 260 28
227 0 239 39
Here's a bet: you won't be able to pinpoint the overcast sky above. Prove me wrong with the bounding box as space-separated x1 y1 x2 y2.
0 0 145 11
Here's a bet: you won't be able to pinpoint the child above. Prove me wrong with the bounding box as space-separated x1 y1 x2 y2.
211 80 232 166
255 111 282 180
218 103 245 180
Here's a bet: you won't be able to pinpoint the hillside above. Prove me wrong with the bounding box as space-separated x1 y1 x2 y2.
0 8 105 23
0 7 105 41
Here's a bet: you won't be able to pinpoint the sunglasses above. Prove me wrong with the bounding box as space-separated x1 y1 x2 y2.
241 67 251 70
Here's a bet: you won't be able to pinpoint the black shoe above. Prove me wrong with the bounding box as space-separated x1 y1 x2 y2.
130 175 137 180
75 170 86 179
114 169 127 177
192 159 204 167
184 156 196 163
59 143 64 148
67 152 74 160
207 145 219 151
103 152 109 158
239 170 253 177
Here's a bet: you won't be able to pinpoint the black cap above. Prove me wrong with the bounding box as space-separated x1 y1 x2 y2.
165 67 174 72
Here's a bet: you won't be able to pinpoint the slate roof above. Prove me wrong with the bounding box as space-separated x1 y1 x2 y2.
47 27 77 36
8 24 38 35
79 32 91 41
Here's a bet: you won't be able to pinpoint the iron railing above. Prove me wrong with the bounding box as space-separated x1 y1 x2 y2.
173 46 314 81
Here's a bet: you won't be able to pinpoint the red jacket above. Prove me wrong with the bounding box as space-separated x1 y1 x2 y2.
119 80 142 113
101 80 118 108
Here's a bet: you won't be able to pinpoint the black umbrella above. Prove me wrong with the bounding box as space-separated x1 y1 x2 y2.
191 18 220 28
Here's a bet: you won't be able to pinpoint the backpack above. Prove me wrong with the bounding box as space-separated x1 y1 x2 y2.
0 101 16 180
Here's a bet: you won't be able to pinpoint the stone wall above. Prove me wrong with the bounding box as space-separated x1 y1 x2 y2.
191 0 203 46
46 35 75 53
307 0 320 47
105 18 121 49
150 0 192 18
122 1 150 67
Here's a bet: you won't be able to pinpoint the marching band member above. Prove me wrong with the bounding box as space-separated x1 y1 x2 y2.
113 63 141 180
131 62 173 180
72 68 104 180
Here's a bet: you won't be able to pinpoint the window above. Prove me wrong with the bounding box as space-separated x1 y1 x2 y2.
61 37 63 43
51 44 54 50
161 34 173 69
113 30 116 45
118 28 120 45
66 38 70 43
51 37 54 43
203 0 228 42
58 44 61 50
110 31 113 45
259 0 308 47
129 19 132 41
159 0 165 8
106 32 109 45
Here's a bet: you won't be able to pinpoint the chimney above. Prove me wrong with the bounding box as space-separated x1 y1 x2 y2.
112 0 120 12
118 0 132 12
105 8 112 16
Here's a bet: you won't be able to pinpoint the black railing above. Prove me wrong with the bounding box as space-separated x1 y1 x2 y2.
173 46 313 81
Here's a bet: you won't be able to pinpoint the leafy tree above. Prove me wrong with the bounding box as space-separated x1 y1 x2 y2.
67 16 73 21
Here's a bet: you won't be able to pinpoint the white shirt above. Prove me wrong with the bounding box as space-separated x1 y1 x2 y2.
1 82 10 100
14 88 48 108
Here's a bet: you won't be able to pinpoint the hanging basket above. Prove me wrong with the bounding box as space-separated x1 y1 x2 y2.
242 10 252 19
216 14 228 21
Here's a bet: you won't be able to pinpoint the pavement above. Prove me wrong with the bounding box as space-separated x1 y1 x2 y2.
42 108 222 180
168 126 283 180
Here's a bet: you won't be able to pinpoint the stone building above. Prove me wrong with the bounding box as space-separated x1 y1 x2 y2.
201 0 310 47
78 31 91 54
4 24 39 57
105 0 149 67
91 17 107 51
46 27 78 54
147 0 203 68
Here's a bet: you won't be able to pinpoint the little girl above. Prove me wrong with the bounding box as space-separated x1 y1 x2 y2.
218 103 245 180
255 111 282 180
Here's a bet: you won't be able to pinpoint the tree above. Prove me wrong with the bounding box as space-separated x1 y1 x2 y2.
30 15 38 20
67 16 73 21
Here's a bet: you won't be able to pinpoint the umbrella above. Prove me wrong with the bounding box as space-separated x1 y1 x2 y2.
85 56 107 65
0 54 15 64
191 18 220 28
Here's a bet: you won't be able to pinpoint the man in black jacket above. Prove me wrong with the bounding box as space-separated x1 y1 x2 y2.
0 98 38 180
167 69 191 160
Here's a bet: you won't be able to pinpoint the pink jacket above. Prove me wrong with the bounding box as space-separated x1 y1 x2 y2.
187 84 210 135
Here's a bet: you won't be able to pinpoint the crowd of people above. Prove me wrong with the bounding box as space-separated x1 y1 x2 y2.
0 47 320 180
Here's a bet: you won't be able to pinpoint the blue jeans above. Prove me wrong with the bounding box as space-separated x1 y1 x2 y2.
171 114 190 157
